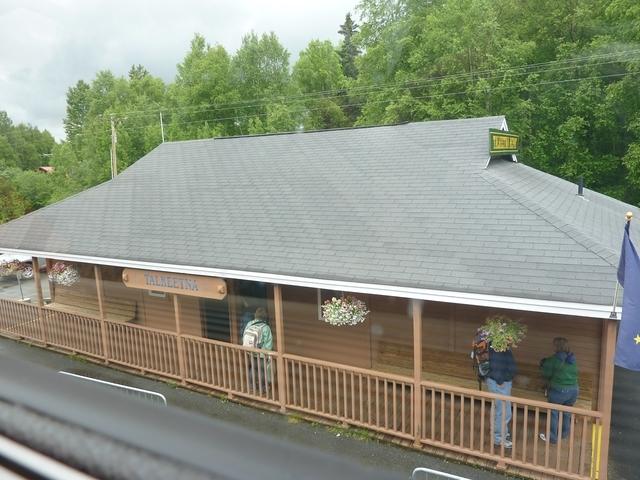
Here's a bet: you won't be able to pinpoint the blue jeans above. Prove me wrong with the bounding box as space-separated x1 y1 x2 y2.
247 355 271 394
487 378 512 444
548 386 578 443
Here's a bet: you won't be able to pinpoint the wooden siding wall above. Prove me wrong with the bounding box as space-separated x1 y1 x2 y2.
369 295 412 365
371 300 602 400
454 305 602 388
51 262 98 304
53 264 202 336
281 286 372 369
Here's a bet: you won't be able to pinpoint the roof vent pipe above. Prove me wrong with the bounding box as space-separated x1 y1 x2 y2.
577 176 584 196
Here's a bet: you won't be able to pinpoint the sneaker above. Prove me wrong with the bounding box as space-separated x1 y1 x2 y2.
539 433 547 442
494 439 513 449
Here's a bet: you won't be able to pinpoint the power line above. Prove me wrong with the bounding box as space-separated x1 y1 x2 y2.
99 49 640 122
105 70 639 138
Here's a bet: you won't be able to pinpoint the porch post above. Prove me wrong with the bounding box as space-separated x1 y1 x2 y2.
94 265 109 362
228 279 239 344
45 259 55 302
412 298 423 447
32 257 46 344
273 284 287 412
173 294 187 385
597 318 617 480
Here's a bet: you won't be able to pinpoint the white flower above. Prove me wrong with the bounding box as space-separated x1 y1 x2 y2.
321 296 369 326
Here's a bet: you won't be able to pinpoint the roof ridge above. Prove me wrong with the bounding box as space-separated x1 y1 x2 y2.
162 115 506 145
479 171 619 268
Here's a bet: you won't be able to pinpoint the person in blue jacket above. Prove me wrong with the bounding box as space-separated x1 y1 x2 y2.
487 347 517 449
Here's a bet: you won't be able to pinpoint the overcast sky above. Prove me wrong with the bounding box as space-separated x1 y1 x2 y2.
0 0 360 140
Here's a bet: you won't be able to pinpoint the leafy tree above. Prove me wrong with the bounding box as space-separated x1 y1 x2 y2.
10 170 53 210
232 32 291 100
606 0 640 42
168 34 238 139
231 32 294 132
293 40 349 129
64 80 91 142
0 111 13 136
0 176 29 223
0 135 18 169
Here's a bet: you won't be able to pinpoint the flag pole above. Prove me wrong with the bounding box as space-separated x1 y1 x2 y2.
611 211 634 319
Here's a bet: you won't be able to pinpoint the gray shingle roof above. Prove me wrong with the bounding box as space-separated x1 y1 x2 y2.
0 116 633 306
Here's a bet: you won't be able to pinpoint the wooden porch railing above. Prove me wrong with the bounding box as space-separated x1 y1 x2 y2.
46 310 103 358
0 297 603 480
183 334 279 405
420 381 602 480
106 320 181 379
283 353 414 440
0 298 41 341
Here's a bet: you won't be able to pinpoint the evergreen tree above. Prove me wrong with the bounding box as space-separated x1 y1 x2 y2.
338 13 361 79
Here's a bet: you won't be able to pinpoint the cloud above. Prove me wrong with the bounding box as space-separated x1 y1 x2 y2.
0 0 359 140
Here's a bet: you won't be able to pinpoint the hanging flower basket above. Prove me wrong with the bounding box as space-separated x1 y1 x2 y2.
481 315 527 352
48 262 80 287
321 296 369 326
0 260 33 279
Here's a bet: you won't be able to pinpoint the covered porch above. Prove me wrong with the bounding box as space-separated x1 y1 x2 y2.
0 258 614 480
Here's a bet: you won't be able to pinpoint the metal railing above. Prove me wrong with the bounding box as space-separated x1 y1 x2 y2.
58 371 167 406
411 467 470 480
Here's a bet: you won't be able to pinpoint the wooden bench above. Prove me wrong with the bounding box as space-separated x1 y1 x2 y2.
374 342 594 410
45 288 137 323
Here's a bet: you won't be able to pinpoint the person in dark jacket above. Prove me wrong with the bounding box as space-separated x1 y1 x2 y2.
539 337 579 443
487 347 517 448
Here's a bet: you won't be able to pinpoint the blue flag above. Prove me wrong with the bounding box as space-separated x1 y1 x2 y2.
615 222 640 371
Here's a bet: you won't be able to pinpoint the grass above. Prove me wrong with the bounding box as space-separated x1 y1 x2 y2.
164 380 180 389
287 413 306 424
328 425 376 442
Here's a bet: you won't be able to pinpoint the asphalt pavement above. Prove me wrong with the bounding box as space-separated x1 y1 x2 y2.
0 275 49 301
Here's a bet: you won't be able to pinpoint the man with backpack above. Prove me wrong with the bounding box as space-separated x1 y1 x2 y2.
486 346 517 449
242 308 273 393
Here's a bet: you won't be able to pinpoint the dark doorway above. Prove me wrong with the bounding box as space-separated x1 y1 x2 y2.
236 280 269 336
201 297 230 342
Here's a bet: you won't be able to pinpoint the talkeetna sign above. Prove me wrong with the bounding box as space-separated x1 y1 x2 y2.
489 128 519 155
122 268 227 300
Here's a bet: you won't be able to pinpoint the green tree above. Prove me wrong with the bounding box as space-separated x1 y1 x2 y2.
232 32 291 100
0 135 18 169
64 80 91 141
10 170 53 210
293 40 349 129
168 34 238 139
0 176 29 223
231 32 294 132
338 13 361 79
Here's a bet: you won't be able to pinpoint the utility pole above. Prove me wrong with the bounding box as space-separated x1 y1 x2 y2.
159 111 165 143
110 115 118 178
